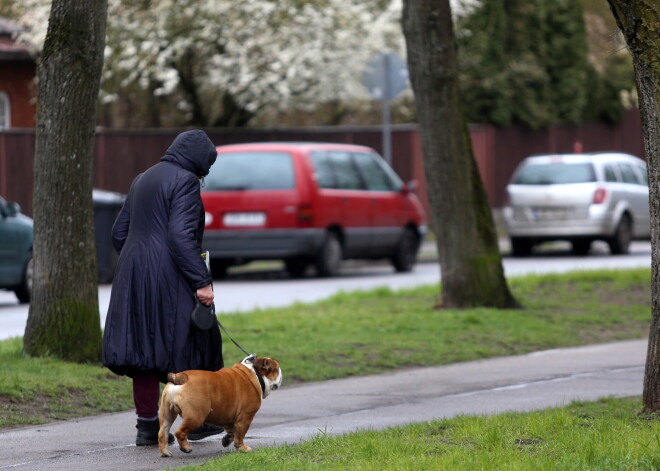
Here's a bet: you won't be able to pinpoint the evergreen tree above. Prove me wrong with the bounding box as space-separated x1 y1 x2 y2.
457 0 623 128
545 0 590 124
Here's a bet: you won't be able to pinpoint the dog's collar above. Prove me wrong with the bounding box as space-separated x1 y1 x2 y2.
251 365 266 398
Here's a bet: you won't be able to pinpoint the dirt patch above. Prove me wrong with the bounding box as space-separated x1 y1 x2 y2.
598 284 651 306
0 389 100 430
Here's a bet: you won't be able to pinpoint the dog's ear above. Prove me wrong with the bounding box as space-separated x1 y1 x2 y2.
255 357 277 373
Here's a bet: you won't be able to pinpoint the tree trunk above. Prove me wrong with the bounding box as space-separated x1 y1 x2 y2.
607 0 660 414
177 48 206 126
23 0 108 362
402 0 519 309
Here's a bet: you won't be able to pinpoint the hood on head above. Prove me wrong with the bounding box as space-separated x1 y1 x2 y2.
161 130 217 177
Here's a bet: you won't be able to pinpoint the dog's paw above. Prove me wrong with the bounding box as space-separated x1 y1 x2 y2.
222 434 233 447
236 444 252 453
160 450 172 458
179 445 193 454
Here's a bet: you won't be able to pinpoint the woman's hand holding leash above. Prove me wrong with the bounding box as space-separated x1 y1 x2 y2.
196 284 214 306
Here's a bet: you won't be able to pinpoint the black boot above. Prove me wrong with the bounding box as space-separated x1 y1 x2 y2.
188 423 224 441
136 417 174 446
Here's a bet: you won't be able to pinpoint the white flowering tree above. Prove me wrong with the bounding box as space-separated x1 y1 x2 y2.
18 0 406 126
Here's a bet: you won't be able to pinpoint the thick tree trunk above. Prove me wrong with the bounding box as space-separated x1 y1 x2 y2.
402 0 519 309
23 0 108 362
607 0 660 414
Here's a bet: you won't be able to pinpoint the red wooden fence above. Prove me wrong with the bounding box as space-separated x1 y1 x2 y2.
0 109 644 218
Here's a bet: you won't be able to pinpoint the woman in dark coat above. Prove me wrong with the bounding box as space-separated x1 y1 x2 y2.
102 130 223 445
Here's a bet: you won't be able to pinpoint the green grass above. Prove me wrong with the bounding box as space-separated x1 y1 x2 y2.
0 268 652 429
183 397 659 471
0 337 133 427
227 268 650 383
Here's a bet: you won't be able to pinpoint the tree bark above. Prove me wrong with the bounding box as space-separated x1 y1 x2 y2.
402 0 519 309
607 0 660 414
23 0 108 362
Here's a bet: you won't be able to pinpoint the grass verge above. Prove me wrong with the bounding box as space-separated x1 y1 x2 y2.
0 268 652 429
183 397 659 471
0 337 133 428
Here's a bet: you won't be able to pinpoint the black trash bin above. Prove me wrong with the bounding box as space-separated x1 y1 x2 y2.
93 189 126 284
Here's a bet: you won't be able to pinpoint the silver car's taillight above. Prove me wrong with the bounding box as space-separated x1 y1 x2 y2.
592 188 608 204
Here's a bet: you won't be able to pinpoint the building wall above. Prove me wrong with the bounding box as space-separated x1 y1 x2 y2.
0 60 37 128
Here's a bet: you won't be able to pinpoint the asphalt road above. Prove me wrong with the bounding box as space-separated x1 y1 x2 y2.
0 339 646 471
0 241 652 340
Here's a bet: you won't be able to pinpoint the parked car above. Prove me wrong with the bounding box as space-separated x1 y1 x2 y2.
503 152 650 256
201 142 427 277
0 196 33 303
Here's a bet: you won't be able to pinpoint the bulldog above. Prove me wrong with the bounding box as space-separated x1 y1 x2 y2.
158 355 282 457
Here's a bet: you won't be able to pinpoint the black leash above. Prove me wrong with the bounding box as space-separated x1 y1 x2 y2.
215 317 252 357
213 317 264 395
204 252 254 358
203 297 263 394
214 315 264 395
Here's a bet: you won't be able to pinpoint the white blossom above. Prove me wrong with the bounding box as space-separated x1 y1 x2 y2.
17 0 410 124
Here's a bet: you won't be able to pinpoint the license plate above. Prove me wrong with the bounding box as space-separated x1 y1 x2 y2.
532 207 569 220
223 212 266 227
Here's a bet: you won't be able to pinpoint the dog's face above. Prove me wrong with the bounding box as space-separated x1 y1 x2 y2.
244 356 282 398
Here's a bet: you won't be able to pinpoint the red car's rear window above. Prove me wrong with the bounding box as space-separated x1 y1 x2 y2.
203 151 295 191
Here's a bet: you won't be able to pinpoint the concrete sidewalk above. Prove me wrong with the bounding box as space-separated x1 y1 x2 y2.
0 339 647 471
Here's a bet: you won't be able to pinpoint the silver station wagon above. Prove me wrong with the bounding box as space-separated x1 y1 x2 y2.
503 152 650 256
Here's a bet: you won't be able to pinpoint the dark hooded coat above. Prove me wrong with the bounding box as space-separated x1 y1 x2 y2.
102 130 223 382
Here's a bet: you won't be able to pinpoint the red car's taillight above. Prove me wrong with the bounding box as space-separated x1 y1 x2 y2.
297 203 313 227
593 188 608 204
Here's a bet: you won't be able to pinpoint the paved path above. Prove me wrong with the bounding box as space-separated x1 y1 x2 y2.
0 339 646 471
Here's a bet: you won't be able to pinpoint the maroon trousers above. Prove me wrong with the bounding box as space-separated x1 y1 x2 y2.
132 373 160 419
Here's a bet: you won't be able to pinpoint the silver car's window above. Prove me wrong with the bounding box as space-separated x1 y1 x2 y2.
618 163 640 184
604 165 619 182
513 162 596 185
636 165 648 185
203 151 295 190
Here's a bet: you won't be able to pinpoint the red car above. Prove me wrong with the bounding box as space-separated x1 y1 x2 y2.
201 142 426 277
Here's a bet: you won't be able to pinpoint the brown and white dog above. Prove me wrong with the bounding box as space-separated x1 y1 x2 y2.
158 355 282 457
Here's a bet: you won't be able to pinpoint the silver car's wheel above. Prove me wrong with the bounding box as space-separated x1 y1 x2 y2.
608 214 632 255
